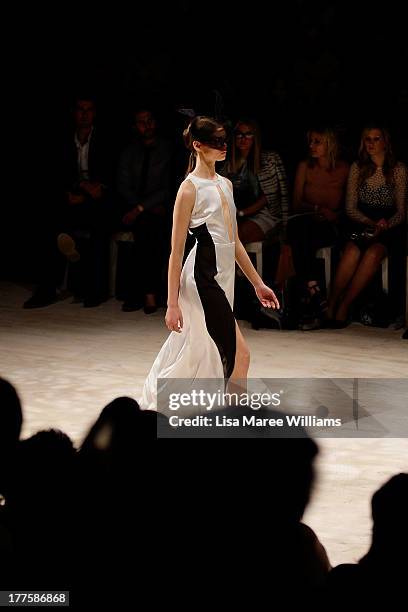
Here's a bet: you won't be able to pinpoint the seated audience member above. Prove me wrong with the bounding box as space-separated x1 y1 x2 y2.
24 94 117 309
327 126 407 327
326 473 408 603
117 107 173 313
287 127 349 329
222 118 289 245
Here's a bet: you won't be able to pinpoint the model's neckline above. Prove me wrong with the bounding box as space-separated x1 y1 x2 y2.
189 172 221 183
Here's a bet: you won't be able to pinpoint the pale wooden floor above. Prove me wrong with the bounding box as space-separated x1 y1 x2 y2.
1 281 407 566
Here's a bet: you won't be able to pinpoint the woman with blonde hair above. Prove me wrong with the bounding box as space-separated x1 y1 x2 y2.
288 126 349 329
222 118 289 245
327 125 407 327
139 116 279 410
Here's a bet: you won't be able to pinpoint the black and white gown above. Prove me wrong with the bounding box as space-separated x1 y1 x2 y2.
139 173 237 410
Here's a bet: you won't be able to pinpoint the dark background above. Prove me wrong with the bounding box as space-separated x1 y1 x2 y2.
3 0 407 281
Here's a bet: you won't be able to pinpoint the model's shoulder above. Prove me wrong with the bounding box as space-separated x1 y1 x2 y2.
179 177 197 196
221 176 233 191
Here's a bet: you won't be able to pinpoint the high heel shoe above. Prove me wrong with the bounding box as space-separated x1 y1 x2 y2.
307 282 328 316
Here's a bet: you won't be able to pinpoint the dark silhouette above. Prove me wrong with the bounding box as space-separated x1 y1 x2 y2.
326 473 408 602
160 406 330 605
2 429 76 589
75 397 164 605
0 378 22 455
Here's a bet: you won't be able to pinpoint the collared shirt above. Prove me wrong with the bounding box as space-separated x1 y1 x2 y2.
75 128 93 181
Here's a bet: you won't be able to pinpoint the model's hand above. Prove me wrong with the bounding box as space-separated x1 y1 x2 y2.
255 283 280 309
165 305 183 332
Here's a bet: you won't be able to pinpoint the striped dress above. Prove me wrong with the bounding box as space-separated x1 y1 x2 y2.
223 151 289 236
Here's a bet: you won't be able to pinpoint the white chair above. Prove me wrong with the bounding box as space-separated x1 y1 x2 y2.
381 256 389 294
245 241 263 278
316 246 332 292
109 231 135 296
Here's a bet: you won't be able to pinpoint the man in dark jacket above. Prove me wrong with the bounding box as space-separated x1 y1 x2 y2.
117 108 173 313
24 95 117 308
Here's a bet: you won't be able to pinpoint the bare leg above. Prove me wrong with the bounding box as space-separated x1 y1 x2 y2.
335 243 387 321
327 242 362 319
227 321 250 404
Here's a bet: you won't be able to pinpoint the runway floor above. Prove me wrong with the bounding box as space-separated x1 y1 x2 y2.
1 281 407 566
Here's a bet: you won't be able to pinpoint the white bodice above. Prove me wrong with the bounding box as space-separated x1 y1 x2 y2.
185 173 237 244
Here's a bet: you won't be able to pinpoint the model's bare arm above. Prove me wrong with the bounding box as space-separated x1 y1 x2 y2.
166 180 196 331
224 171 280 311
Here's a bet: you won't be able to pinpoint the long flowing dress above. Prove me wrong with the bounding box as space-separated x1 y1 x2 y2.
139 172 237 410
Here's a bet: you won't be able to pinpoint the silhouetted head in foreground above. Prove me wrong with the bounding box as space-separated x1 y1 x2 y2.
362 472 408 565
0 378 23 452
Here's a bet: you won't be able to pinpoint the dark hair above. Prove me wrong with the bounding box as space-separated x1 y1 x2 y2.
371 473 408 542
134 105 156 117
80 396 142 456
183 115 224 176
358 472 408 570
72 93 97 109
358 125 397 186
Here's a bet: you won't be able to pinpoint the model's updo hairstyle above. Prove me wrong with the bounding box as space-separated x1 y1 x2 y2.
183 115 224 176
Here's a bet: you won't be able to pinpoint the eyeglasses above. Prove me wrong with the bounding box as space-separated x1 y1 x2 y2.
200 137 228 149
235 131 254 139
364 136 383 143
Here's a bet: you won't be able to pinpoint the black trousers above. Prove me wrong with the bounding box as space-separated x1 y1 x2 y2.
123 210 171 301
33 195 113 299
